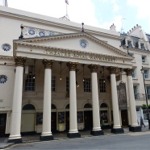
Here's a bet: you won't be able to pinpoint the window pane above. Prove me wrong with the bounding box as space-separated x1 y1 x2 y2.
99 79 106 92
146 86 150 99
144 70 149 79
83 78 91 92
66 77 69 92
52 76 56 92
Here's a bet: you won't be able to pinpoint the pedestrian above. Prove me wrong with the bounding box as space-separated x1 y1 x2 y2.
140 116 145 127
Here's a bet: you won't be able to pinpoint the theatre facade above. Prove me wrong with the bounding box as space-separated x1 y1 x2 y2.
0 6 141 143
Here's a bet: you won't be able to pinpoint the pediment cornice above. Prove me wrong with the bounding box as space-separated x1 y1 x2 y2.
14 41 132 61
15 32 128 57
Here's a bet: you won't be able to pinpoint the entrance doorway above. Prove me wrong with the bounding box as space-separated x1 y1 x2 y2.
22 104 36 133
84 111 92 130
51 104 57 133
121 110 128 127
0 113 6 135
100 103 109 128
66 111 69 131
84 103 92 130
52 112 56 132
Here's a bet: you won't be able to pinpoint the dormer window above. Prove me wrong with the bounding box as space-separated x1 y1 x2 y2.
140 43 145 50
134 41 138 48
127 40 132 48
121 39 125 46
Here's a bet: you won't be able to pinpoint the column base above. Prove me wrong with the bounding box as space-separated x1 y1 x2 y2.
67 132 81 138
129 126 141 132
40 135 54 141
91 130 104 136
111 128 124 134
8 138 22 143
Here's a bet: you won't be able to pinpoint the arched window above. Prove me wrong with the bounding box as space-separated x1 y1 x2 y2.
52 104 56 109
100 103 108 125
84 103 92 108
65 104 69 109
23 104 35 110
100 103 108 108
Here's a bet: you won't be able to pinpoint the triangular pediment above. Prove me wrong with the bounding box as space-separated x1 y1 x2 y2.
14 32 130 59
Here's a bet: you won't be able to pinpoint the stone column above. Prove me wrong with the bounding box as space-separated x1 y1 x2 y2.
8 57 26 143
89 65 103 136
110 67 124 134
126 69 141 132
40 60 53 141
67 62 80 138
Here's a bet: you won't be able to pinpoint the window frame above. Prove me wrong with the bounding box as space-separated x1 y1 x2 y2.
83 78 91 92
99 78 106 93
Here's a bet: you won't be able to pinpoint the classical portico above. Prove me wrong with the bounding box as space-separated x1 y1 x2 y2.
8 32 141 142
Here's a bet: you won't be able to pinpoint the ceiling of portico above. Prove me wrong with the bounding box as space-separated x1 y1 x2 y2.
14 32 133 68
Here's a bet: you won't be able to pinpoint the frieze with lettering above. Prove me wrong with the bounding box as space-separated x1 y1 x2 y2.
45 49 116 62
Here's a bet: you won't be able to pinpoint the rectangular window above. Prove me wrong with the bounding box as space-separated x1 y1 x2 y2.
52 76 56 92
99 79 106 92
141 43 145 50
146 86 150 99
133 85 139 100
142 55 146 63
144 69 149 79
25 65 35 91
83 78 91 92
127 40 132 48
66 77 69 92
66 77 69 97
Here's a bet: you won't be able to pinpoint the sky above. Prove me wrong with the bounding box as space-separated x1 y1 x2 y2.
0 0 150 34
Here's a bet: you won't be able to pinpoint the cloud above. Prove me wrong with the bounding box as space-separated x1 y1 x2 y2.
1 0 123 31
5 0 99 28
68 0 99 27
127 0 150 19
98 15 123 31
126 0 150 33
111 0 120 13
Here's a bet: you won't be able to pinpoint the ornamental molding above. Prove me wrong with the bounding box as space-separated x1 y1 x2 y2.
17 32 127 57
0 56 13 61
0 75 7 84
15 41 132 63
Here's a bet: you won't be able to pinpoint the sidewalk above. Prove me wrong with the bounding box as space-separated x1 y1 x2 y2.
0 137 14 149
0 127 149 149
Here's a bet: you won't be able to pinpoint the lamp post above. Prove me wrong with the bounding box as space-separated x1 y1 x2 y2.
141 66 150 129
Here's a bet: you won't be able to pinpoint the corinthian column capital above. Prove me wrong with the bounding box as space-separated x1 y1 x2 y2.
110 67 117 74
124 69 133 76
67 62 78 71
15 57 26 67
42 59 53 69
88 64 98 72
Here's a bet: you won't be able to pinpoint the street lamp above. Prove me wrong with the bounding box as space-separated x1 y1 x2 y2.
141 66 150 129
